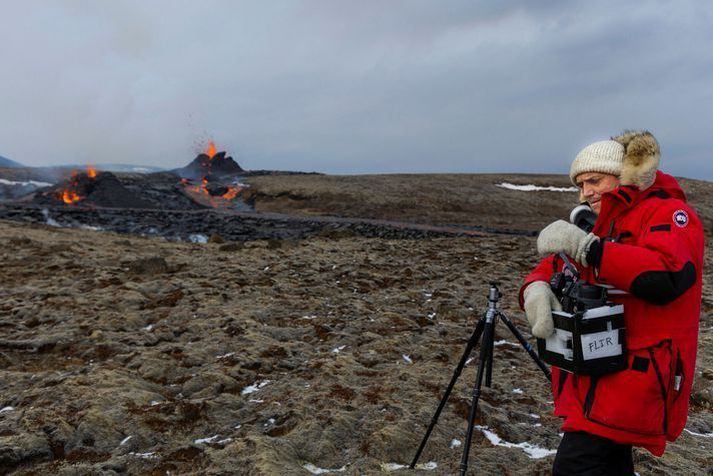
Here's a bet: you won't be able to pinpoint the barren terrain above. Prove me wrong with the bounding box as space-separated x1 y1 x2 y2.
1 173 711 475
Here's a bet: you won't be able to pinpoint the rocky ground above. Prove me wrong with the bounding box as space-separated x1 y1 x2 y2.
0 173 711 475
243 173 713 234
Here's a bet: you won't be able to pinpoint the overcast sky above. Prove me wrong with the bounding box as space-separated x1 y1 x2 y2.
1 1 712 178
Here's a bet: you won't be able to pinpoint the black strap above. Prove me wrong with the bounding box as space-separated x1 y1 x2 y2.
648 190 671 199
617 189 632 203
586 240 603 268
557 370 569 398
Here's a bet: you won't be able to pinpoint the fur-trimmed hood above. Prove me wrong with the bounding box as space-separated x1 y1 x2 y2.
611 130 660 191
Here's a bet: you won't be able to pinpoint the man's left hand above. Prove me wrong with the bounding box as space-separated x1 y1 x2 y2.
537 220 599 266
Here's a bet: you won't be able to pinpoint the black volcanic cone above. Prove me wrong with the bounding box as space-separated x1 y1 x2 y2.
33 172 155 208
178 151 244 180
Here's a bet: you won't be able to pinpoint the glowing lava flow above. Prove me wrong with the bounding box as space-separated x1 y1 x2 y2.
57 166 98 205
62 188 82 204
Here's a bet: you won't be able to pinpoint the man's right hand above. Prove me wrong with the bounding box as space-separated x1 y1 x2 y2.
523 281 562 338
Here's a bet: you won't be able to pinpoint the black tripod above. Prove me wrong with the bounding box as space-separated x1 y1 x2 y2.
411 282 551 475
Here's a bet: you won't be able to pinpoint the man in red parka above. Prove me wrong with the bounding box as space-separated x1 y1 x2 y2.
521 130 704 475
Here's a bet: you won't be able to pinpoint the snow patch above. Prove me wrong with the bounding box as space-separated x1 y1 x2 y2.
475 425 556 459
302 463 347 474
381 461 438 471
496 182 578 192
0 407 14 414
241 380 270 395
332 345 347 354
494 340 518 347
79 224 103 231
684 428 713 438
402 354 412 364
129 452 158 459
0 178 53 187
189 234 208 244
194 435 220 444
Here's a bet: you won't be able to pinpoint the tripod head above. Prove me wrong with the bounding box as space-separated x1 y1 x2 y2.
487 281 502 305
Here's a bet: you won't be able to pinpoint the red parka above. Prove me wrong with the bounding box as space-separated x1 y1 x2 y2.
521 171 704 456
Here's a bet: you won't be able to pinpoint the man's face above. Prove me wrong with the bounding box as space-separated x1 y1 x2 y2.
575 172 620 215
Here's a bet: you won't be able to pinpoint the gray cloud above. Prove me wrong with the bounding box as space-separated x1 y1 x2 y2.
1 1 712 179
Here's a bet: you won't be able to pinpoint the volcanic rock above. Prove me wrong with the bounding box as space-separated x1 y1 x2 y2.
207 234 224 244
218 242 244 252
25 171 227 211
127 256 170 275
33 172 155 209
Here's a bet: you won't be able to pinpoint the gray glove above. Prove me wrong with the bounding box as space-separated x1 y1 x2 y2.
537 220 599 266
523 281 562 338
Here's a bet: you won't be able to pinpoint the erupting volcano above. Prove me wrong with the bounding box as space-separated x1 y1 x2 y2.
178 141 244 180
177 141 245 208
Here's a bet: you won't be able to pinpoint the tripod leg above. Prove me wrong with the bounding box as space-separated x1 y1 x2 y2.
485 323 494 387
497 311 551 381
410 317 486 469
459 315 495 476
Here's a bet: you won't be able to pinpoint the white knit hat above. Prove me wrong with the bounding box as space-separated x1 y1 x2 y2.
569 140 624 184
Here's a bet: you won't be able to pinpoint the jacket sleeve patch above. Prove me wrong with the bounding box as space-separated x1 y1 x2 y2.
650 224 671 233
673 210 689 228
630 261 697 305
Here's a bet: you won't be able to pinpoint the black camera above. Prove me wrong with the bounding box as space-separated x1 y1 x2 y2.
550 270 608 313
537 253 627 375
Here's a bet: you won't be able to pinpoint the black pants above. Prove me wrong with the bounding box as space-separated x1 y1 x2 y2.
553 431 634 476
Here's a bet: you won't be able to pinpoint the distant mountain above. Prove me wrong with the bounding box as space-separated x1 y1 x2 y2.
63 163 166 173
0 159 162 173
0 155 23 168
